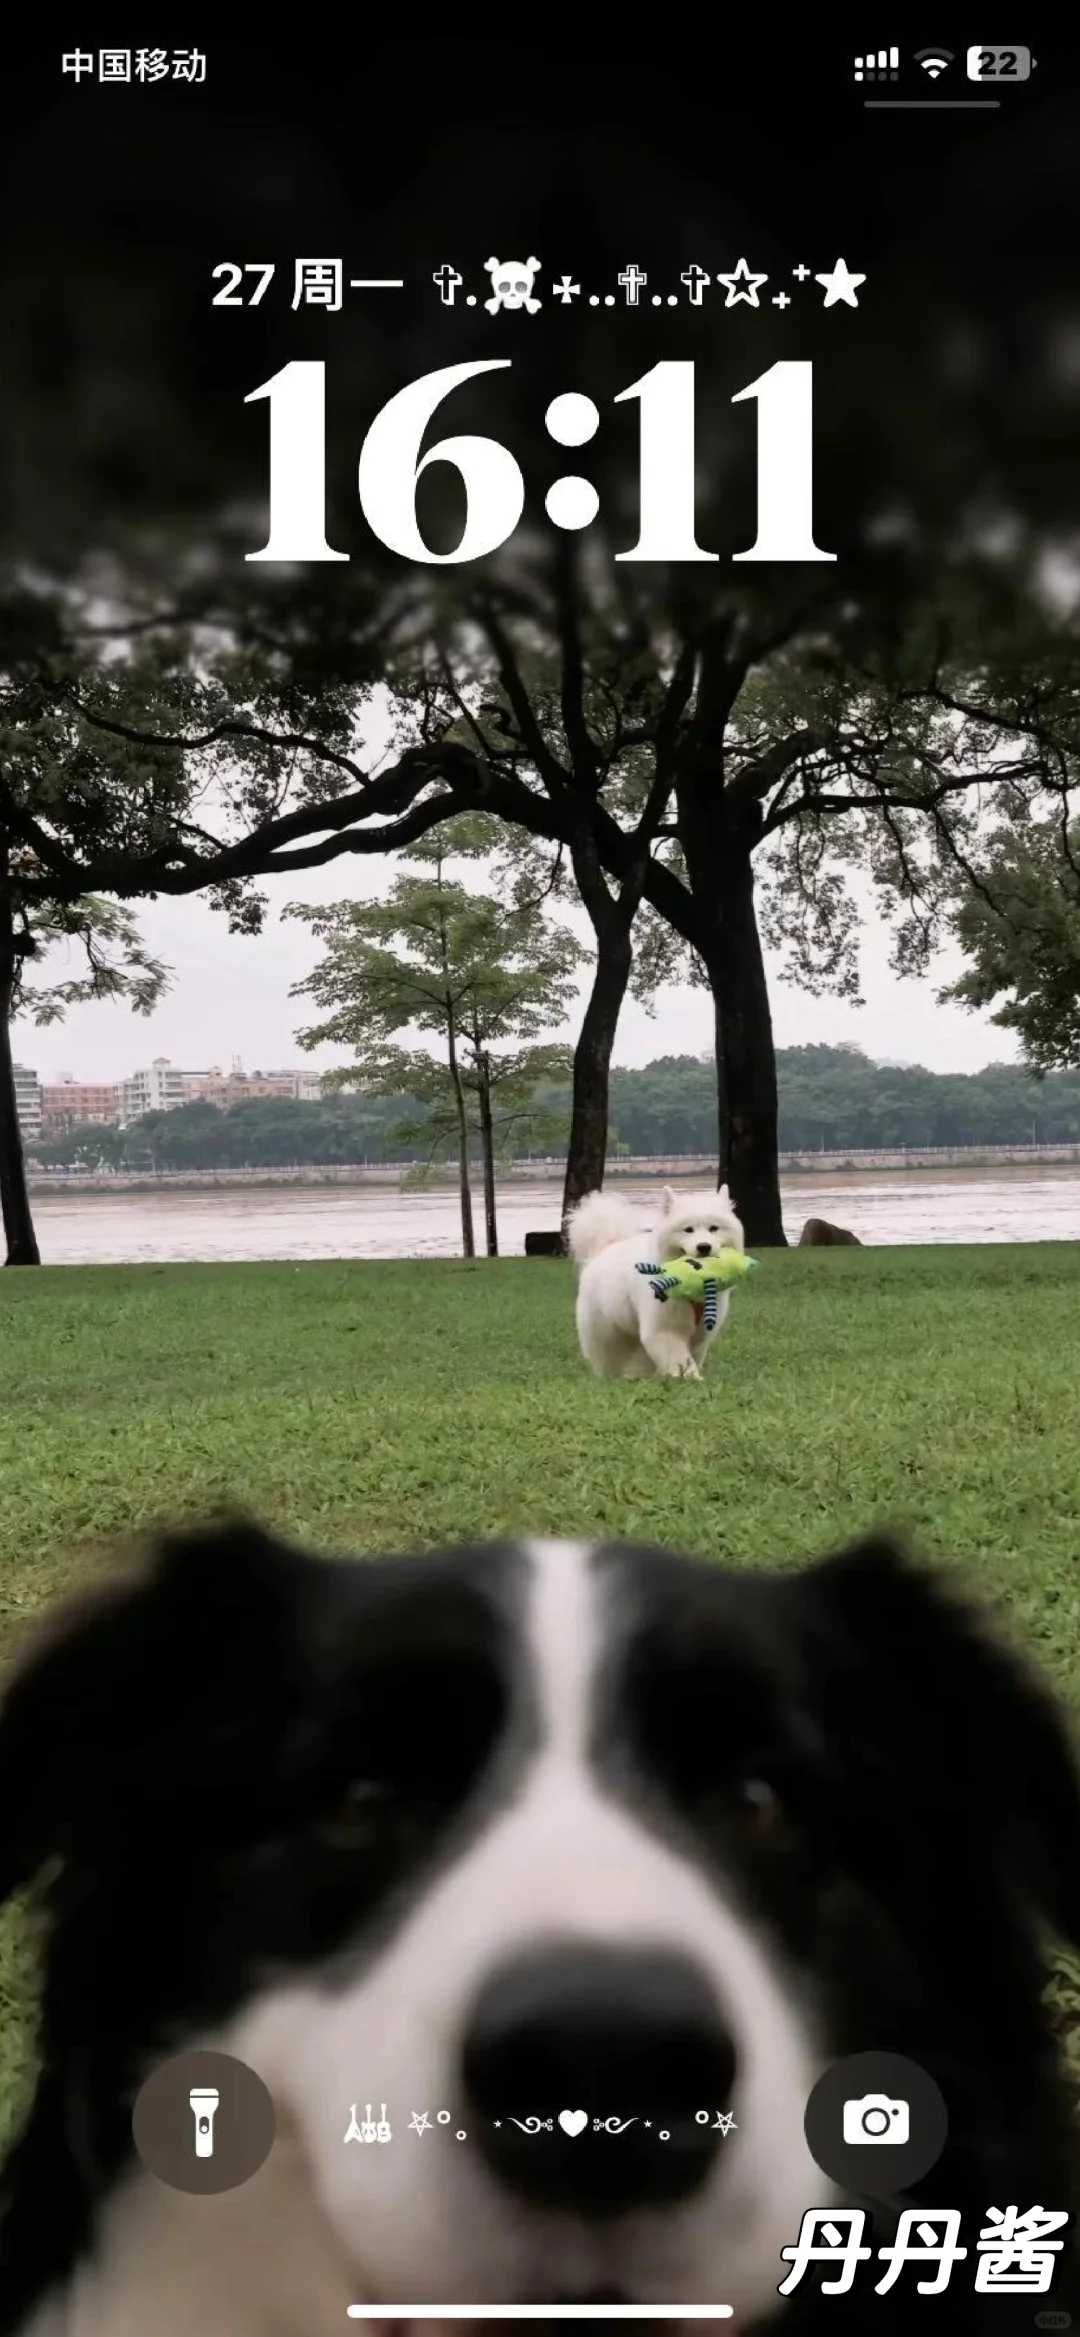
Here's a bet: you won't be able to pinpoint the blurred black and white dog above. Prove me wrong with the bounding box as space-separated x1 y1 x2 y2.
2 1523 1079 2335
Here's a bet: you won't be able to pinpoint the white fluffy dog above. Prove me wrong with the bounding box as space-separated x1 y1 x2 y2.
567 1183 745 1381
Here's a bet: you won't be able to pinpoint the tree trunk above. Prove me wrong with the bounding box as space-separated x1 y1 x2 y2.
437 916 475 1261
0 869 40 1267
477 1053 498 1257
444 1025 475 1259
679 807 787 1247
561 902 635 1234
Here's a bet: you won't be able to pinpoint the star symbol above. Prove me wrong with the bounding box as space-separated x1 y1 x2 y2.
715 2112 738 2136
553 275 580 304
408 2110 432 2135
716 257 767 308
815 258 865 308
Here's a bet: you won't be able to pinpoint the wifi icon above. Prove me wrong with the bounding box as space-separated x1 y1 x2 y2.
915 46 953 76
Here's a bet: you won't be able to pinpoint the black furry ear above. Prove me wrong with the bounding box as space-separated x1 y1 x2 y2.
797 1533 1080 1945
0 1517 319 1902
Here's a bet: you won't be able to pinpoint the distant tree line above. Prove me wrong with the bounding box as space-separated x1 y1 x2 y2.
28 1045 1080 1172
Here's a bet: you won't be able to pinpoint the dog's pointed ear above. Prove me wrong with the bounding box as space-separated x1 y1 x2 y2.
717 1184 731 1205
0 1518 315 1903
798 1533 1080 1945
660 1185 677 1212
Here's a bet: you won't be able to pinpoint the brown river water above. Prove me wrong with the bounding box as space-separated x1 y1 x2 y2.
21 1166 1080 1266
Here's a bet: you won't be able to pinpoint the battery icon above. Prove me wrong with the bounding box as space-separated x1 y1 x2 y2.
966 44 1033 79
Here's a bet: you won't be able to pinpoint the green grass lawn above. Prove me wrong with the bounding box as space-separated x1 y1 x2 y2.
3 1244 1080 2159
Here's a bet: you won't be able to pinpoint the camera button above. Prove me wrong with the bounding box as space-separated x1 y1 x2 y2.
804 2051 947 2192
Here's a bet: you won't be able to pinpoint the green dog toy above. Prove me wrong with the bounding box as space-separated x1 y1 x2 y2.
635 1248 758 1329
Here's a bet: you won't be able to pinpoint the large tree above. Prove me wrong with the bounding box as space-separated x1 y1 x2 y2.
0 869 168 1264
0 643 189 1262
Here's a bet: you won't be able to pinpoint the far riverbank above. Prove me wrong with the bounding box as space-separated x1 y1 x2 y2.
26 1143 1080 1194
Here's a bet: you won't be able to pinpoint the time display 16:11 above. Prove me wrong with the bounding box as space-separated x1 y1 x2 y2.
244 358 837 566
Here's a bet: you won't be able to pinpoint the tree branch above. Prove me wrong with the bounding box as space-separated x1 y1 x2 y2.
66 696 372 790
553 550 599 792
473 602 572 798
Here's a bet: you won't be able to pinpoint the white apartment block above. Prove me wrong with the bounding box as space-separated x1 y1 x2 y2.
119 1057 188 1123
13 1064 42 1143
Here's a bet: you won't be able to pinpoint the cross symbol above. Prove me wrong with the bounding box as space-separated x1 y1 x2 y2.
681 264 709 305
553 275 580 303
433 264 462 305
618 263 647 305
793 264 811 281
772 292 791 307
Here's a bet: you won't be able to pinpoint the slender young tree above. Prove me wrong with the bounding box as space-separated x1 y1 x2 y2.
286 823 581 1257
346 1042 571 1254
395 816 581 1251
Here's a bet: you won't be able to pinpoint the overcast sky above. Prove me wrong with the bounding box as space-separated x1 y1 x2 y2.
18 858 1016 1087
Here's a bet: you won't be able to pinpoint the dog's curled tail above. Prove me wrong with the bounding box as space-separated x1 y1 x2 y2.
566 1189 639 1266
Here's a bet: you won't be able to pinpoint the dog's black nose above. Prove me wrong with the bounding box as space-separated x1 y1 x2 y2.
695 1241 714 1257
461 1943 736 2217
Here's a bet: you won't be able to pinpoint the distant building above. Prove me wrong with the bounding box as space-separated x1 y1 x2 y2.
17 1055 326 1133
13 1063 41 1143
118 1057 325 1123
118 1056 188 1123
179 1064 324 1108
40 1079 121 1132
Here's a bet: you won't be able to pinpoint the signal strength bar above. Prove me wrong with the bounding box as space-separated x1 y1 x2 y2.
854 46 899 79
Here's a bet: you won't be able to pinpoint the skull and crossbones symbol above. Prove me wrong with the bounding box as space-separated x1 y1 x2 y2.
485 256 542 314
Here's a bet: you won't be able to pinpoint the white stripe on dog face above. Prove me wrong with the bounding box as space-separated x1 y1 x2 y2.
86 1541 831 2330
522 1537 599 1754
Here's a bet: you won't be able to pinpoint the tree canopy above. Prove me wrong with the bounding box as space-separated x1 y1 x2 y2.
943 815 1080 1074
